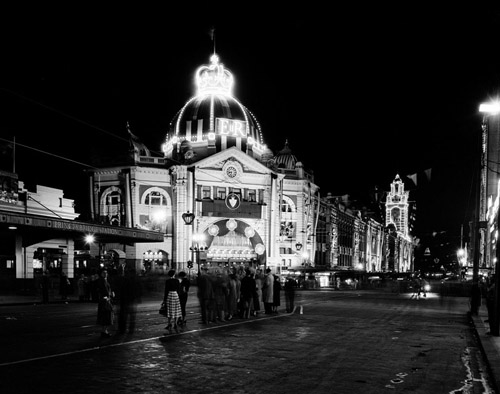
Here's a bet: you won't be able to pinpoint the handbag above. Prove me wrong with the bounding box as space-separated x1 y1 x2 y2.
159 301 167 316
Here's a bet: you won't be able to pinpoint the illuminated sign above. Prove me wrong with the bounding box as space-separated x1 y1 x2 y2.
216 118 247 138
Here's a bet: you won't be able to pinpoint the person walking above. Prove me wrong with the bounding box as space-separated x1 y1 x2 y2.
284 276 296 313
197 268 215 324
262 268 274 314
272 274 282 313
117 268 142 335
96 269 115 338
163 269 182 334
177 271 190 326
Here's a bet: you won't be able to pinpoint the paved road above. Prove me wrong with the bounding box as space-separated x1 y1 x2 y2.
0 290 496 394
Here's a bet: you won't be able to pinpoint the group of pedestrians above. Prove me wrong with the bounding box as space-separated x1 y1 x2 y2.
195 266 297 324
90 265 298 338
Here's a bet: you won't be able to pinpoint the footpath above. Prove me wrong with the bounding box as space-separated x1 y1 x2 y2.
1 289 499 393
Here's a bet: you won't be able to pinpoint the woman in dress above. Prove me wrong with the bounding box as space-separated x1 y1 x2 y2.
163 269 182 333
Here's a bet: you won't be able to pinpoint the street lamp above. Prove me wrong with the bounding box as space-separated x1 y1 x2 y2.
472 101 500 315
190 233 207 277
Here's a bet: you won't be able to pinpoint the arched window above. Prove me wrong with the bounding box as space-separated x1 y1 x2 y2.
100 187 123 226
139 188 171 233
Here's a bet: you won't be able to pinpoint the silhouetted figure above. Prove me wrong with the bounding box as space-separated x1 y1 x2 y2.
117 268 142 334
284 276 296 313
197 268 215 324
96 269 115 337
59 272 70 301
177 271 190 326
41 270 51 304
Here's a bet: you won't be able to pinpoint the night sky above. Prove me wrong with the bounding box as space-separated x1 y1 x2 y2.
2 4 500 243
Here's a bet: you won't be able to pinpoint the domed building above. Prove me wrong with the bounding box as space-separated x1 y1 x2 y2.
86 53 318 275
0 52 414 289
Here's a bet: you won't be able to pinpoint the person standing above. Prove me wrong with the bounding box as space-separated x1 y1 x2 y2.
253 269 263 316
59 271 70 301
96 269 115 338
163 269 182 334
197 268 215 324
485 276 496 334
213 271 228 322
240 268 256 319
177 271 190 326
226 272 240 320
272 274 282 313
117 268 142 335
77 274 86 302
262 268 274 314
41 270 51 304
284 276 296 313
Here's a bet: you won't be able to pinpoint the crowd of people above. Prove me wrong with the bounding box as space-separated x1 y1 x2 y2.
194 266 297 325
39 264 299 338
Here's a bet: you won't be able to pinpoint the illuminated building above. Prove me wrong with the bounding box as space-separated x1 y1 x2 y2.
0 53 414 288
86 53 414 276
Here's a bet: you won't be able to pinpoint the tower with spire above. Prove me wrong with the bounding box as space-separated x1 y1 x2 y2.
385 174 410 237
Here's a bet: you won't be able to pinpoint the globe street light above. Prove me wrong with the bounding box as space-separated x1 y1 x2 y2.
190 233 206 277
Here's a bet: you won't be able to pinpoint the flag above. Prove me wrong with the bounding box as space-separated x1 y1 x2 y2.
406 173 417 186
127 122 150 157
424 168 432 182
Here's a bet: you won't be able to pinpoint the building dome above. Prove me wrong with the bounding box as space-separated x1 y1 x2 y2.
162 54 266 162
272 140 298 170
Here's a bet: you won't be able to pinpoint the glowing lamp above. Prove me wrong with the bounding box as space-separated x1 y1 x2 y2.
479 102 500 115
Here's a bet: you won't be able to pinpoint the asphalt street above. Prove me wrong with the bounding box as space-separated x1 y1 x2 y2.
0 290 496 394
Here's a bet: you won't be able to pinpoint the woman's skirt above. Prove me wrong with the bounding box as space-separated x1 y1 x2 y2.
166 291 182 320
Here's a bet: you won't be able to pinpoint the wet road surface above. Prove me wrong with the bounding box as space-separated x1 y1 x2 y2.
0 290 496 394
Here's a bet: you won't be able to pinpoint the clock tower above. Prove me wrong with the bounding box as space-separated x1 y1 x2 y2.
385 174 410 237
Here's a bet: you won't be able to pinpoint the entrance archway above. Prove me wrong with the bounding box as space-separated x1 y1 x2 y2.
202 218 266 266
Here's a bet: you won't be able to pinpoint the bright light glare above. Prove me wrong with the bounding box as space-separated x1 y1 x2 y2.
479 102 500 114
151 210 167 222
85 234 95 244
193 233 206 243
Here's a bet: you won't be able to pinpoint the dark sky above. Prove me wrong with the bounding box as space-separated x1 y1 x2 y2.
2 4 500 241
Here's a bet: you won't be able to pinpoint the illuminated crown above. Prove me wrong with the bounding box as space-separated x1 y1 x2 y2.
195 54 234 96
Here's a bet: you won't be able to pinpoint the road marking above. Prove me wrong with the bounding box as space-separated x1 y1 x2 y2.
0 312 294 367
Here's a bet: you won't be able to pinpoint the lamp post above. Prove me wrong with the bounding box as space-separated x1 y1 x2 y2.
472 102 500 315
480 101 500 335
190 233 207 277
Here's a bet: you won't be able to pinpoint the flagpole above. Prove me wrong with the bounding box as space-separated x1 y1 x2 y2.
12 136 15 173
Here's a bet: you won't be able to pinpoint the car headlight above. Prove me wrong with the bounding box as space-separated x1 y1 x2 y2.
424 284 431 292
